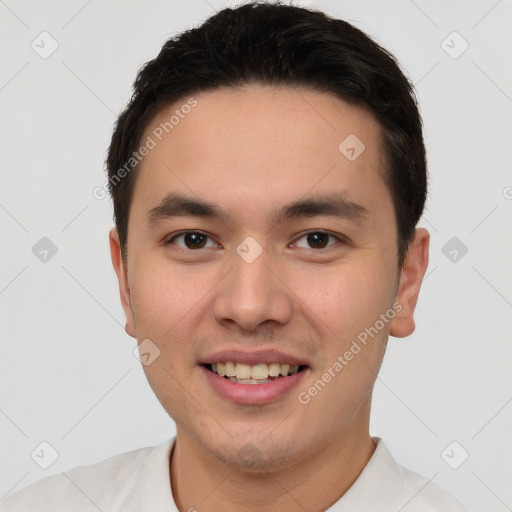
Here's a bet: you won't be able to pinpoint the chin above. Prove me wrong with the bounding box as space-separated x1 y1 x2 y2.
200 428 312 474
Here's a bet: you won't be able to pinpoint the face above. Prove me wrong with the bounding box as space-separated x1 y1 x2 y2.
110 86 429 472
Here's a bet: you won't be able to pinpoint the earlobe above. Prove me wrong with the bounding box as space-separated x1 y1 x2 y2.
109 228 137 339
389 228 430 338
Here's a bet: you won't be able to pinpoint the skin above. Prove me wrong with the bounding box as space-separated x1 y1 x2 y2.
109 86 429 512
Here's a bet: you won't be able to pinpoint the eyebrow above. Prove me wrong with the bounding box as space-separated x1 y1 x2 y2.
147 192 368 227
271 193 368 226
147 193 227 226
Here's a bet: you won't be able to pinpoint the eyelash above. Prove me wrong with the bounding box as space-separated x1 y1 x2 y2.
165 230 345 250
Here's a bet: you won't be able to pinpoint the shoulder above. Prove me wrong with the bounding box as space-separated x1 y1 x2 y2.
333 438 467 511
390 450 467 511
0 440 174 512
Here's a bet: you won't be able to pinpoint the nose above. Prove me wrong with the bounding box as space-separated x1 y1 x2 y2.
212 248 293 333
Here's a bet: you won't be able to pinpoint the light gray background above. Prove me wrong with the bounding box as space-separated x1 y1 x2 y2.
1 1 511 510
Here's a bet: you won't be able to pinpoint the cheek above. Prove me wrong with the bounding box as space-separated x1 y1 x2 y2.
129 264 209 335
292 261 395 342
129 266 207 411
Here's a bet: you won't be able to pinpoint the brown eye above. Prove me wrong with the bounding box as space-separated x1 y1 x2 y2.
295 231 338 249
168 232 216 249
183 233 207 248
306 232 330 249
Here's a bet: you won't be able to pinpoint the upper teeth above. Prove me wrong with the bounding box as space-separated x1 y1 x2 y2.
212 362 300 379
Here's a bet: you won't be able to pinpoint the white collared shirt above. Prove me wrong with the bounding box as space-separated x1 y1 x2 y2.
1 437 466 511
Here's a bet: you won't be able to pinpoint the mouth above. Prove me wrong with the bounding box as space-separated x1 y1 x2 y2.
203 361 309 385
199 349 311 404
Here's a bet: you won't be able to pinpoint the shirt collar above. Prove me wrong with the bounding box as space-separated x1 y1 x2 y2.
325 437 405 511
119 438 177 512
138 436 408 512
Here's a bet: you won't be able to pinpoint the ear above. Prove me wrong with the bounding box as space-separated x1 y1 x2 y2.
109 228 136 338
389 228 430 338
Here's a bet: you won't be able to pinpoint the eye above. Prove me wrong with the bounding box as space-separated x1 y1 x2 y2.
167 231 218 250
294 231 340 249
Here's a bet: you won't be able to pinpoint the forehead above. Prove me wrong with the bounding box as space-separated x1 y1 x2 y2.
131 86 389 224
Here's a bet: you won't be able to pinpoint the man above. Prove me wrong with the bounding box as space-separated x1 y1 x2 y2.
1 2 466 511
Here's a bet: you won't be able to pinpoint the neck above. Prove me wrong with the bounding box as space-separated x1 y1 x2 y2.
170 423 375 512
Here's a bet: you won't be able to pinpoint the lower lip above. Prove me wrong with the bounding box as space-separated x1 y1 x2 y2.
200 365 309 405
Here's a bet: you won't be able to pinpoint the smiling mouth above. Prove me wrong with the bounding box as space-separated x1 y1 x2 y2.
204 362 308 384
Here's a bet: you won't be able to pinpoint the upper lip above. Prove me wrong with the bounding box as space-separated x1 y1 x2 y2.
200 349 311 367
